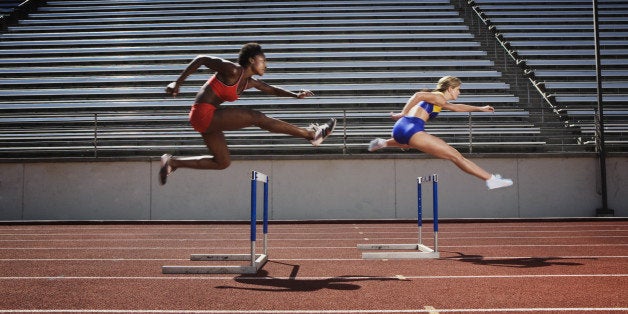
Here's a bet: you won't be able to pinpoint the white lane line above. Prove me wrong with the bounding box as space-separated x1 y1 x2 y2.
0 255 626 262
424 306 439 314
0 223 625 229
0 235 626 243
0 258 365 261
1 230 626 237
1 243 627 250
0 274 626 280
0 307 627 313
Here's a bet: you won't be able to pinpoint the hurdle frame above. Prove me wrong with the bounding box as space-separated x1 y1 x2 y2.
357 174 440 259
162 170 270 274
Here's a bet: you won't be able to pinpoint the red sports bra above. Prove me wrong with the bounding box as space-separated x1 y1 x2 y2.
208 70 245 102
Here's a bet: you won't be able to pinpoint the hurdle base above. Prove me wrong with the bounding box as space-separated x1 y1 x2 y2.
162 254 268 274
357 244 439 259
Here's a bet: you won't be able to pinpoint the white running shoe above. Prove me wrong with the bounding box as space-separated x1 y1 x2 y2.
310 118 337 146
368 138 387 152
486 174 513 190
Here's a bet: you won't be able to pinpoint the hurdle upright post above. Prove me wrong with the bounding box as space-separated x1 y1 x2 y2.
433 174 439 252
250 171 258 266
162 170 270 274
417 176 423 247
263 176 269 255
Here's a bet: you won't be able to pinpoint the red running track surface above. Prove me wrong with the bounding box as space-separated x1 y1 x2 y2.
0 220 627 313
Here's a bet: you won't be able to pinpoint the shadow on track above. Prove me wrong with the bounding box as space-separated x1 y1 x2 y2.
215 261 402 292
444 251 595 268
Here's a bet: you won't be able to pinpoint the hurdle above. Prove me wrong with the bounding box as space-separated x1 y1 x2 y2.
162 170 270 274
357 174 439 259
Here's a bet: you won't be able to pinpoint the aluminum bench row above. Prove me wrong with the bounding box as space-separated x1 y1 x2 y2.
10 21 469 33
476 4 628 10
0 60 497 77
0 41 481 57
0 50 489 66
39 0 451 11
518 49 628 57
42 7 452 16
0 110 532 125
0 71 504 87
554 94 628 103
474 0 621 5
23 11 461 25
44 0 450 6
535 70 628 78
0 94 520 111
1 33 478 48
0 83 513 100
1 26 480 40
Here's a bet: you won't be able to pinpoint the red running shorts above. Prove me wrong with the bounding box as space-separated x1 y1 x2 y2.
189 103 216 133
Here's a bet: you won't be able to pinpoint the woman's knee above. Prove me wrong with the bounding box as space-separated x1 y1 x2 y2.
448 152 468 166
437 146 464 163
249 110 268 125
213 157 231 170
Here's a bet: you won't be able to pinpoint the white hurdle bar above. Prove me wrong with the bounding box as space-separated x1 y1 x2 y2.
357 174 440 259
162 170 270 274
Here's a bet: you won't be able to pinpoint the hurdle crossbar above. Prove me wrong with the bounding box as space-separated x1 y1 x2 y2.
162 170 270 274
358 174 440 259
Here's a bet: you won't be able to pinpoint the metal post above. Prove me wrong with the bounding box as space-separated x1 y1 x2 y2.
250 174 257 265
263 179 269 255
592 0 613 216
432 174 439 252
417 177 423 246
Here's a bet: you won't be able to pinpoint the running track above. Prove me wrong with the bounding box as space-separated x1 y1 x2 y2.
0 220 627 313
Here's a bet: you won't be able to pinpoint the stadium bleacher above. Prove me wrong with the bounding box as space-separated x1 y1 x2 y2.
0 0 624 159
470 0 628 150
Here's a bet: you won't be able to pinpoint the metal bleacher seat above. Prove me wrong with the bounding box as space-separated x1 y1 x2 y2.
0 0 546 159
472 0 628 151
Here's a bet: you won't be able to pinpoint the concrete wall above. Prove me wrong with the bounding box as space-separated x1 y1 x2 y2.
1 156 626 221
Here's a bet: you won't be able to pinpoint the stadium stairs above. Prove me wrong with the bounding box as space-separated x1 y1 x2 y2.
465 0 628 152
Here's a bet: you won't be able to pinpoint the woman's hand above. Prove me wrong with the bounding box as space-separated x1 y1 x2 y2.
296 89 314 99
479 105 495 112
390 112 404 121
165 82 180 97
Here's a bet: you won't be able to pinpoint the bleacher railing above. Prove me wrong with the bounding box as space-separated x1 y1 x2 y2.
3 108 624 160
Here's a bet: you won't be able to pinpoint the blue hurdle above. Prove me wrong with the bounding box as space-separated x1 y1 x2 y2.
162 170 270 274
357 174 440 259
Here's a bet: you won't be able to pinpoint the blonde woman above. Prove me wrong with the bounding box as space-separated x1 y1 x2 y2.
368 76 513 190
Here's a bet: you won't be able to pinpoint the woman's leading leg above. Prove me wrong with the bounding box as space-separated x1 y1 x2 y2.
159 107 331 184
211 107 336 145
211 107 314 139
408 132 492 181
164 108 313 173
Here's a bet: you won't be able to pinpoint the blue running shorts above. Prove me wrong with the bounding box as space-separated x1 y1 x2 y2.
392 116 425 145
